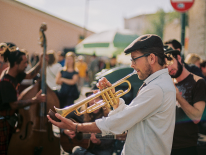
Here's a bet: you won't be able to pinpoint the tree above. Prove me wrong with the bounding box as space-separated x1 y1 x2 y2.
144 9 188 39
144 9 166 39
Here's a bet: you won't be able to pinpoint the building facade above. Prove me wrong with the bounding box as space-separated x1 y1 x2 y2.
188 0 206 59
124 14 154 36
0 0 94 56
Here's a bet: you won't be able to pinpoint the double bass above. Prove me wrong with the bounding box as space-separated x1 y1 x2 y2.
8 23 60 155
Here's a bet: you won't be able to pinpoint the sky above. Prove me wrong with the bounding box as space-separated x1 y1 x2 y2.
16 0 175 33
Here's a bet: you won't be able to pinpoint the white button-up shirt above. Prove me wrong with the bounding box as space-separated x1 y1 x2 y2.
96 68 176 155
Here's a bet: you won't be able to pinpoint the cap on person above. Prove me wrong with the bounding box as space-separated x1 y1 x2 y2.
164 39 182 51
124 34 164 54
164 45 180 56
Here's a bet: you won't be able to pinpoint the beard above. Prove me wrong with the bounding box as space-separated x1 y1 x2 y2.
170 61 183 78
138 62 152 80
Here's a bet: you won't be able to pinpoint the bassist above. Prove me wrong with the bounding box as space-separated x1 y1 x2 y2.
0 49 46 155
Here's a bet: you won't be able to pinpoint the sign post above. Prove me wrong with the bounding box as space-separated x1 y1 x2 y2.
170 0 195 59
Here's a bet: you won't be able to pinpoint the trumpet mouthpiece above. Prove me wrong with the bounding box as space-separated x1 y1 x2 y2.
132 70 137 74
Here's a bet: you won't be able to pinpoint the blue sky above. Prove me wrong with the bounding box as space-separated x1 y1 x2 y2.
16 0 174 33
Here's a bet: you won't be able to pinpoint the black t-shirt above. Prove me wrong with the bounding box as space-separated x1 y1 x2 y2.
184 63 206 80
0 72 26 111
58 70 78 96
172 74 206 149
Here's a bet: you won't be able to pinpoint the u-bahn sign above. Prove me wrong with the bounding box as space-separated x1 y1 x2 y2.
170 0 195 12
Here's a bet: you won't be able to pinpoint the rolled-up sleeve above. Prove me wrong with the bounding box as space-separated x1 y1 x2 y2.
108 98 127 116
95 84 163 136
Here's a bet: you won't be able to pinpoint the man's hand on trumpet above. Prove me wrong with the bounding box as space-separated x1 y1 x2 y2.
96 77 119 109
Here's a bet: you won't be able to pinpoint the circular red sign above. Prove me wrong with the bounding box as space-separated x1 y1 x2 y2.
170 0 195 12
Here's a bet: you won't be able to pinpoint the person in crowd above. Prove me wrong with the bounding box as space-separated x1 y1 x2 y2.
75 55 88 92
88 53 99 85
200 61 206 78
64 91 115 155
165 47 206 155
104 55 117 69
98 57 106 71
164 39 205 78
198 60 206 155
185 53 202 68
56 52 79 108
0 43 9 75
57 51 65 67
46 50 62 91
0 49 46 155
48 34 176 155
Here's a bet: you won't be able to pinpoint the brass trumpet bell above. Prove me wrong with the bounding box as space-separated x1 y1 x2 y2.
54 70 137 117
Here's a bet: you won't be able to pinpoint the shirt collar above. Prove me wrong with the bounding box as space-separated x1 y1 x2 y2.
144 68 169 85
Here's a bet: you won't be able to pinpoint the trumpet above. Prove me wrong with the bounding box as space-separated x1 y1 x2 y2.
54 70 137 117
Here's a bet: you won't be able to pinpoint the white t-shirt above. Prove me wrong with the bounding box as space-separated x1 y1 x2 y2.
46 63 62 90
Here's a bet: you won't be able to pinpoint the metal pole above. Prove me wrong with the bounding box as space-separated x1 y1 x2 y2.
181 12 186 60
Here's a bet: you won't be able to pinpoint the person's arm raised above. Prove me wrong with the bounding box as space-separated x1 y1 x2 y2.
10 90 46 109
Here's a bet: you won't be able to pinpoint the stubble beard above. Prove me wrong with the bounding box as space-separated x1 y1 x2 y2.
138 63 152 80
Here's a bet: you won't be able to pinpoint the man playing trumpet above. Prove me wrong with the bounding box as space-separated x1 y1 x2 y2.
47 34 176 155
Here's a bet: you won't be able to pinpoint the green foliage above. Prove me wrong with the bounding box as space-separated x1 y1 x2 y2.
166 11 181 23
144 9 166 39
144 9 188 39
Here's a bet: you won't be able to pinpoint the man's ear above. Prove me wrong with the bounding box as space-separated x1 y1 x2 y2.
148 53 156 65
14 61 19 67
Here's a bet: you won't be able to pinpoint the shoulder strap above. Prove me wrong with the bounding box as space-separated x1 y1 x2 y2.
0 77 16 90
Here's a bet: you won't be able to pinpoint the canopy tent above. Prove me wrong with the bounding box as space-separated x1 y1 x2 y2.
75 29 139 58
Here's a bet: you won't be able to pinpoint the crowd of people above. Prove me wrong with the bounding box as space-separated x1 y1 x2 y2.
0 34 206 155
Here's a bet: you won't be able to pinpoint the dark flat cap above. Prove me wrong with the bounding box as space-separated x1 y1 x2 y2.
124 34 163 54
164 45 180 55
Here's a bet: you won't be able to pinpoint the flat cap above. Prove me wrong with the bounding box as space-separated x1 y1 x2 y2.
124 34 163 54
164 45 180 55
